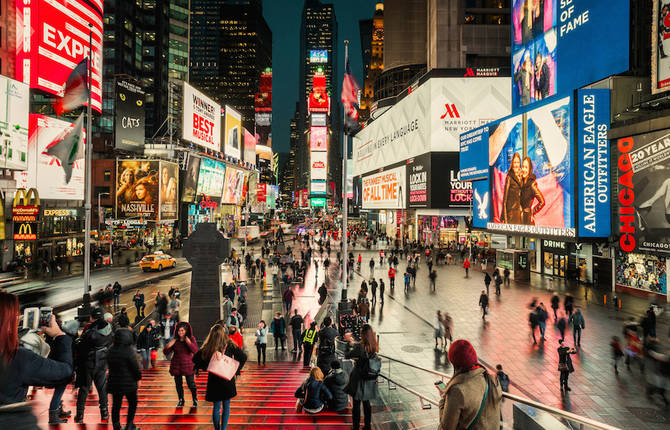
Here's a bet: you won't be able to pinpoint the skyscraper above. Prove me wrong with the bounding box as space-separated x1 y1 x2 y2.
190 0 272 131
359 2 384 123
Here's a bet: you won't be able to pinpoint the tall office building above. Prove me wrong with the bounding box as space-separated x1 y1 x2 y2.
359 2 384 122
190 0 272 131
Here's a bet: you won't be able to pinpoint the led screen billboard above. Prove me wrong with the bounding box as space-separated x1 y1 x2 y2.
182 83 221 151
310 126 328 151
460 126 489 181
490 96 574 236
311 180 327 195
182 154 200 203
222 166 246 205
116 160 159 219
224 106 242 160
114 80 145 152
0 76 29 170
159 161 179 221
511 0 629 112
472 179 490 229
243 128 256 166
16 0 104 112
310 50 328 63
196 157 226 198
362 165 406 210
310 151 328 181
15 114 85 200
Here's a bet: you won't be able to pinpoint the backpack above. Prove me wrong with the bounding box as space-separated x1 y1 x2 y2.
318 333 335 355
362 350 381 380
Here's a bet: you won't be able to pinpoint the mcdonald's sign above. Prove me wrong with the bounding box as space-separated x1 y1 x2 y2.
13 188 39 240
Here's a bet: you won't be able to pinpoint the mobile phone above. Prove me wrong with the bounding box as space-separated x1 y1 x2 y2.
435 381 446 391
39 307 53 327
23 307 39 330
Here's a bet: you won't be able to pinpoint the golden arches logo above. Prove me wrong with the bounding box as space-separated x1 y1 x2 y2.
13 188 40 207
17 223 32 236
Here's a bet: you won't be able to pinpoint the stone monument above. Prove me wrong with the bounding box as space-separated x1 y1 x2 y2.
183 222 229 342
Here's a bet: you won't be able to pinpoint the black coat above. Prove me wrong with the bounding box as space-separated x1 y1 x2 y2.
118 312 130 328
107 329 141 394
0 335 74 405
75 319 113 379
324 369 348 411
192 341 247 402
344 343 379 401
137 326 160 350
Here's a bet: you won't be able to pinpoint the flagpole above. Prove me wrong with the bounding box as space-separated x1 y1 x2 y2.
341 40 349 304
84 24 93 296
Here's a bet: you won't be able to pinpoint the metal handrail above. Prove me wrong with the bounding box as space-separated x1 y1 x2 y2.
376 373 439 407
376 352 623 430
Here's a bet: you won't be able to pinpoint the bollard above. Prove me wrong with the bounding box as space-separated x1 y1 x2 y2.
619 298 622 309
603 295 607 305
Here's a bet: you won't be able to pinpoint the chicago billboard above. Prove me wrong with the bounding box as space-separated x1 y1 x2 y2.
115 80 145 152
353 77 510 176
15 114 85 200
0 76 29 170
16 0 104 112
362 165 406 210
116 160 159 219
224 106 242 160
182 83 221 151
511 0 629 111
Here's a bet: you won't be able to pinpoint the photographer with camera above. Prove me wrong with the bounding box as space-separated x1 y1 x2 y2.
0 291 74 427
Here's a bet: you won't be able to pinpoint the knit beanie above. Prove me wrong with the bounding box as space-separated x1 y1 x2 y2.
448 339 478 369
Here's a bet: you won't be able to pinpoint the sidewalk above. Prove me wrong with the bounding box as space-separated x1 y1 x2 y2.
350 247 669 430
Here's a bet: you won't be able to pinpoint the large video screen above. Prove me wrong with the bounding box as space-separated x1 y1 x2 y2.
159 161 179 221
224 106 242 160
511 0 629 112
182 155 201 203
196 157 226 198
0 76 29 170
222 166 246 205
116 160 159 219
490 96 574 236
16 0 104 112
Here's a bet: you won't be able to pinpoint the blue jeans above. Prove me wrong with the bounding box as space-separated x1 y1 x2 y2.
49 383 67 410
139 349 151 369
212 399 231 430
539 322 546 338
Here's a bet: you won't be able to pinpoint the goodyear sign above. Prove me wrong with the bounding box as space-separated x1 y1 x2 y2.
13 188 39 240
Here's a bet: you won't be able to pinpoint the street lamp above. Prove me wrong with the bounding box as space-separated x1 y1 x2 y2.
97 192 112 265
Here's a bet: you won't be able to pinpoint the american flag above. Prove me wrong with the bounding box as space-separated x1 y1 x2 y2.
341 56 360 122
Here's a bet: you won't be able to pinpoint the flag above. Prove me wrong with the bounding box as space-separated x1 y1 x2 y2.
341 56 361 134
53 59 89 115
46 113 85 183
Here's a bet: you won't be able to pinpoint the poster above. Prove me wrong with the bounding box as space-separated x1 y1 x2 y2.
114 80 145 152
15 114 85 200
511 0 629 112
0 76 29 170
362 165 406 210
116 160 159 219
159 161 179 221
310 126 328 151
196 157 226 198
222 166 246 205
182 155 201 203
406 153 430 208
224 106 242 160
490 96 574 236
460 126 489 181
310 151 328 181
616 252 667 295
617 129 670 254
472 179 490 229
182 83 221 151
243 128 257 166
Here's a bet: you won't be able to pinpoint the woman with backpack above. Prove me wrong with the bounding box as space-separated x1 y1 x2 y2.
193 324 247 430
343 324 380 430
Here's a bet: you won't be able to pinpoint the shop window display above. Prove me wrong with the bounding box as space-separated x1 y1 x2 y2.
616 252 667 295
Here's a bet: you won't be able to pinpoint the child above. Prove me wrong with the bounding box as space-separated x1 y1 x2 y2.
610 336 624 374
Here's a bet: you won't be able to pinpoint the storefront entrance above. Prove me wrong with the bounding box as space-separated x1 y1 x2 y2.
542 239 569 278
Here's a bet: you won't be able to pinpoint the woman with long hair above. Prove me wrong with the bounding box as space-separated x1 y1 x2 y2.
193 324 247 430
164 321 198 408
501 152 523 224
520 156 545 225
0 291 74 426
295 366 332 414
343 324 380 430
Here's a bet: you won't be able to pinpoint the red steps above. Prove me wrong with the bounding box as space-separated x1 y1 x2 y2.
29 361 353 429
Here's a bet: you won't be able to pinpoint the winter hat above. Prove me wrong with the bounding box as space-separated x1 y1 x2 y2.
448 339 478 369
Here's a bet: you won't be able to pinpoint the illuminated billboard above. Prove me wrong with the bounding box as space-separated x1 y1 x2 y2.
310 50 328 63
0 76 29 170
16 0 104 112
310 126 328 151
182 83 221 151
196 157 226 198
511 0 629 112
114 80 145 152
311 180 327 195
362 165 406 210
159 161 179 221
15 114 85 200
310 151 328 181
182 155 200 203
222 166 246 205
224 106 242 160
116 160 159 219
243 128 256 166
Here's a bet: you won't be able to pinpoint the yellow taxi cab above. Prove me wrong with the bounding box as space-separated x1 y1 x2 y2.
139 251 177 272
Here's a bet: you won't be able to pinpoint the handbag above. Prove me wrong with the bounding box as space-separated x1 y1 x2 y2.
207 347 240 381
557 362 569 372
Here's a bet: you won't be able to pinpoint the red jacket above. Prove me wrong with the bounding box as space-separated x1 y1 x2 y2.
230 331 243 349
388 268 396 279
463 260 471 269
164 322 198 376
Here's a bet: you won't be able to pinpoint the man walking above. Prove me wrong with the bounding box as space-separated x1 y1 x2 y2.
379 278 385 305
551 293 560 321
112 281 122 311
495 272 503 296
429 270 437 292
537 303 549 341
484 272 491 296
478 290 489 321
132 290 145 319
289 310 304 353
369 258 375 278
370 278 378 306
282 287 294 314
569 307 585 348
270 312 286 350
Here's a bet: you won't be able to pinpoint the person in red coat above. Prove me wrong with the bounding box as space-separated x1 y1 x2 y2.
463 258 471 278
228 325 244 349
164 321 199 407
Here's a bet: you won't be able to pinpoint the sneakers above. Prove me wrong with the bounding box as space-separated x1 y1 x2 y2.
193 398 198 407
48 409 68 425
74 414 84 424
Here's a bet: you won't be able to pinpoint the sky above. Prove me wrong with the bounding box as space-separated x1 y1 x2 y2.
262 0 378 154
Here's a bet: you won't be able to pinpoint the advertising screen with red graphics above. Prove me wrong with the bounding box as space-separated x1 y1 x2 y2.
310 126 328 151
16 0 104 113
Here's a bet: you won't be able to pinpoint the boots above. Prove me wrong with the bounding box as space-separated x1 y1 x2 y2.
126 423 140 430
49 409 68 425
101 407 109 421
57 403 72 418
74 413 85 424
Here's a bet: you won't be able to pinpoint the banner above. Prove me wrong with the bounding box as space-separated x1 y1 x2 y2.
459 126 489 181
224 106 242 160
116 160 159 219
182 83 221 151
196 157 226 198
15 115 85 200
511 0 629 112
222 166 246 205
243 128 257 166
257 183 267 202
115 80 145 152
653 0 670 94
310 126 328 151
182 155 201 203
576 89 610 237
472 179 490 229
362 165 406 210
159 161 179 221
0 76 29 170
406 153 431 208
617 129 670 254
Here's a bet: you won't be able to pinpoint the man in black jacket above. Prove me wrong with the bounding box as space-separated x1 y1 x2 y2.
316 317 338 375
74 307 113 423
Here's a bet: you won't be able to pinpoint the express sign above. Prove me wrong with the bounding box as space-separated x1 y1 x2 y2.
16 0 104 113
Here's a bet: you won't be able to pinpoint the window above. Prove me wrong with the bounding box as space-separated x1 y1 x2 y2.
103 170 111 182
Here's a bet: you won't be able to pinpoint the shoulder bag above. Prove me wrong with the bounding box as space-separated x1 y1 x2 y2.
466 375 490 430
207 346 240 381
